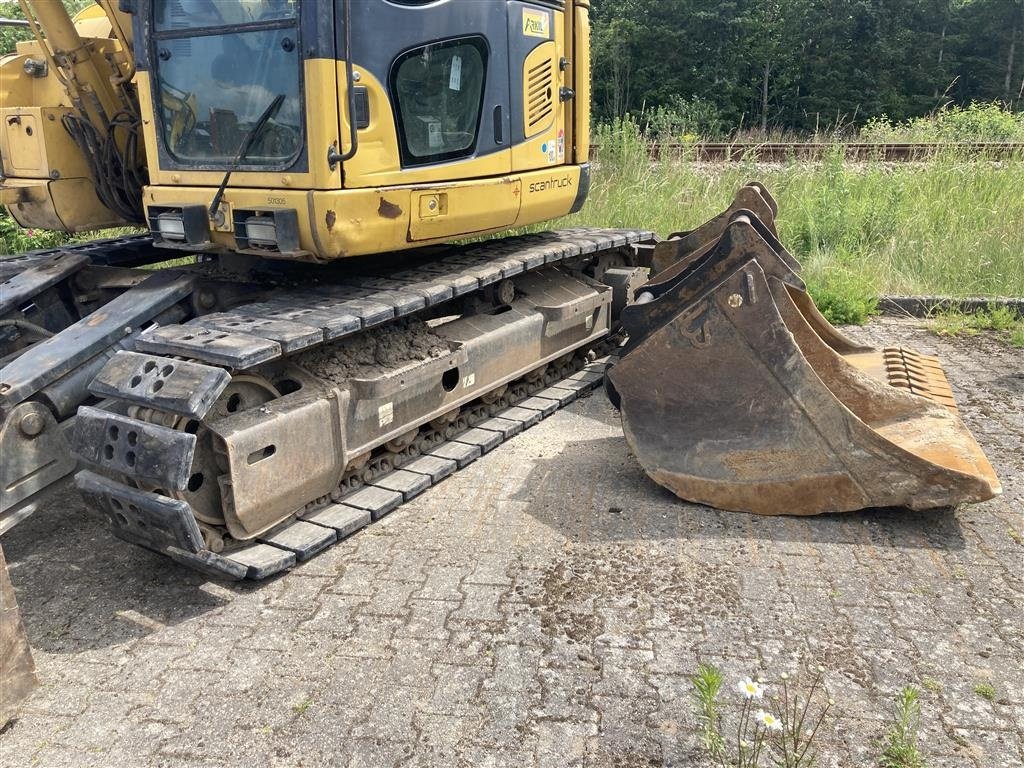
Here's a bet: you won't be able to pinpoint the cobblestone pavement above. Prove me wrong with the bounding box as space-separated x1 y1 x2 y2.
1 318 1021 768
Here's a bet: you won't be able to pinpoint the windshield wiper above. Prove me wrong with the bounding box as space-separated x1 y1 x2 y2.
209 93 286 218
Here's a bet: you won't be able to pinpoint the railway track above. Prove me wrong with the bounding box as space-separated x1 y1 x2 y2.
590 141 1024 162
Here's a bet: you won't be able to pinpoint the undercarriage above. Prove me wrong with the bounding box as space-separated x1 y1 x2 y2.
1 226 652 579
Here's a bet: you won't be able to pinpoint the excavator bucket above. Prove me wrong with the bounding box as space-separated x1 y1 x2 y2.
609 189 1001 515
1 545 37 727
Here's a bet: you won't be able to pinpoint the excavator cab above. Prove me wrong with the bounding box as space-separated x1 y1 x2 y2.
133 0 590 260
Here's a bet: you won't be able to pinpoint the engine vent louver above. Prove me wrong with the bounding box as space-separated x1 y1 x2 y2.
526 58 555 135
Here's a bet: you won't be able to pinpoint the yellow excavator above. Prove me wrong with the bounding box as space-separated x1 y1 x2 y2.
0 0 1000 722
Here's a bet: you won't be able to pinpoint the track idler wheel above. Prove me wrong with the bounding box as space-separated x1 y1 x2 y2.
609 198 1001 515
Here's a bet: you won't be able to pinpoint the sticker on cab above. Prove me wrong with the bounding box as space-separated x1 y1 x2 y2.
523 8 550 39
541 138 557 163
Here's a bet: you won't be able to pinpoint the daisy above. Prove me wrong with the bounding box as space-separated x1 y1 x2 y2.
737 677 764 699
756 710 783 731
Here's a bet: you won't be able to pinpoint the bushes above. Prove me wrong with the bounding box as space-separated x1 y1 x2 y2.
0 209 76 255
860 102 1024 143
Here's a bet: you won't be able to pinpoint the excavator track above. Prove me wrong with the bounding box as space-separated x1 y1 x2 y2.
3 227 653 579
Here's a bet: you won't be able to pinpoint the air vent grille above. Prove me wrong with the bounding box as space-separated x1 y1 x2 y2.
526 59 555 134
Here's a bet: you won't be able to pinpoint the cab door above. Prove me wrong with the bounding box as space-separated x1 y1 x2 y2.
339 0 514 189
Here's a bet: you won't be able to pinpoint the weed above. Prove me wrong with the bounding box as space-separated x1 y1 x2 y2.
690 665 832 767
930 305 1024 348
292 698 313 715
879 687 924 768
920 677 942 693
1008 528 1024 546
973 683 996 701
692 664 727 762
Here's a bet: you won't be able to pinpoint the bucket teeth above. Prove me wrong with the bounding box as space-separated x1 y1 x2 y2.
611 186 1001 516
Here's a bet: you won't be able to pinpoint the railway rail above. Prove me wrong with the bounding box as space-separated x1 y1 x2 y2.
590 141 1024 162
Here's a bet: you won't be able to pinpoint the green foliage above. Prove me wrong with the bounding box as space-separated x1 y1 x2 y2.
643 97 728 142
590 0 1024 136
539 144 1024 306
1 1 94 55
879 687 924 768
930 304 1024 347
691 664 727 762
862 103 1024 143
688 666 833 768
804 266 880 326
973 682 997 701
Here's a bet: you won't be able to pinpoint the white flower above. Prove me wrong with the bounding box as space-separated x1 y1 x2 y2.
756 710 783 731
737 677 764 699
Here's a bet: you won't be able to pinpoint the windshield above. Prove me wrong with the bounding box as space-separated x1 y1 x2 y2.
151 1 303 168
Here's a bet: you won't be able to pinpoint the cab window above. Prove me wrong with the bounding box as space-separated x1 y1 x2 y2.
391 38 487 166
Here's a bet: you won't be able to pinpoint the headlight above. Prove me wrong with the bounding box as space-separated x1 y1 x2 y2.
244 217 278 248
155 212 186 241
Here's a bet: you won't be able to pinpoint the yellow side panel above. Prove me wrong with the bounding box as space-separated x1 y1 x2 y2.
0 107 92 180
407 176 522 242
143 166 575 260
2 178 124 232
523 41 558 139
514 167 581 226
574 5 591 163
512 11 567 174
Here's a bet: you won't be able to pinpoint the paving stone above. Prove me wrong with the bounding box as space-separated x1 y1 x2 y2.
0 316 1019 768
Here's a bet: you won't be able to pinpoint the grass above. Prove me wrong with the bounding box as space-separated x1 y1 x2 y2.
930 305 1024 347
879 687 924 768
537 128 1024 325
973 683 996 701
4 124 1022 331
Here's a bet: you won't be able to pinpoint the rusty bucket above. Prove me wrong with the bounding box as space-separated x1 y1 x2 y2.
609 201 1001 515
1 544 37 727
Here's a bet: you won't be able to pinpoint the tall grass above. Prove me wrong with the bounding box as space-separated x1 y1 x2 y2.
543 122 1024 317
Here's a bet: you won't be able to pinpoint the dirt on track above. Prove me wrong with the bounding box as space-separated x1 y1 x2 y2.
294 318 451 383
